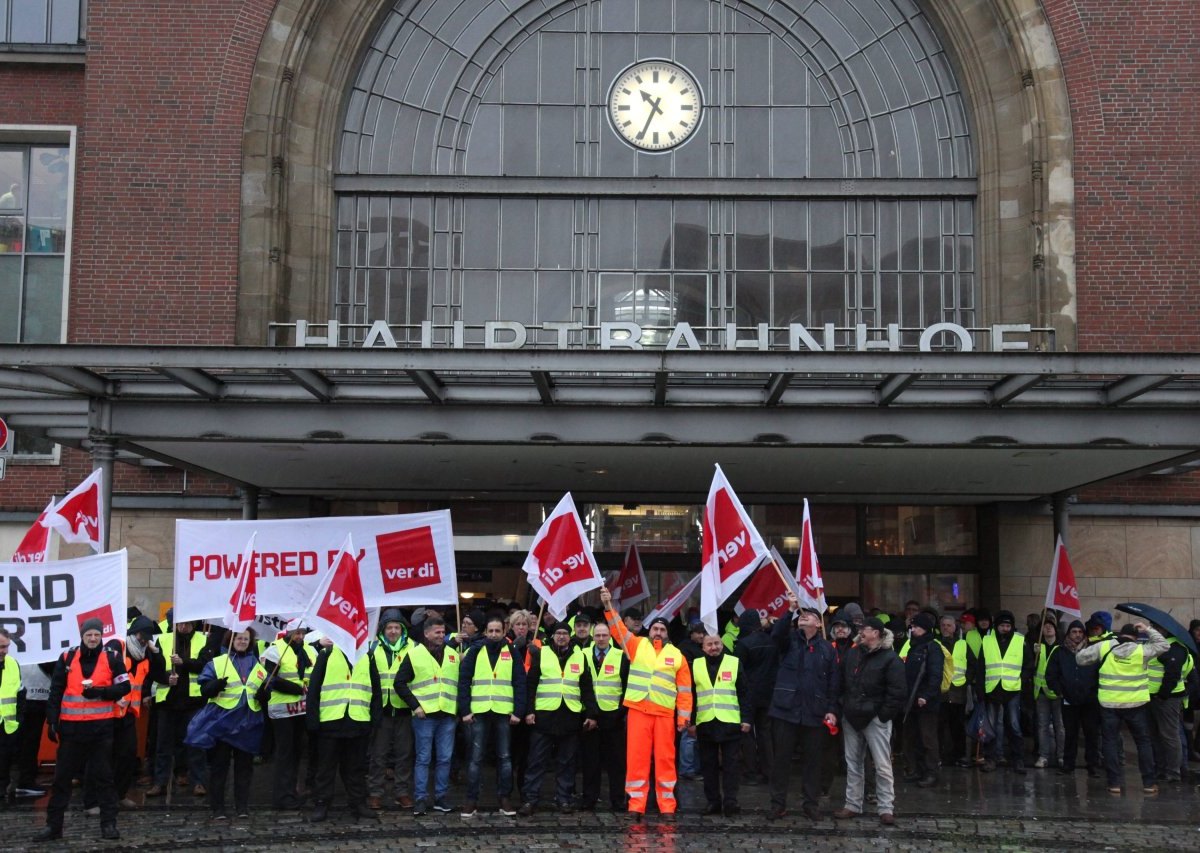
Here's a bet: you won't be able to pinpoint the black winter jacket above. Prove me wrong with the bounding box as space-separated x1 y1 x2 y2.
733 623 780 711
768 617 840 726
839 630 906 731
1045 641 1099 706
903 632 944 712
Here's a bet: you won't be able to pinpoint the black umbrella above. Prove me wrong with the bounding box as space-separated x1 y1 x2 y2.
1115 602 1198 655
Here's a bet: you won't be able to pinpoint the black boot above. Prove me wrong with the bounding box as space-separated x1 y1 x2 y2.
34 825 63 843
310 802 329 823
101 824 121 840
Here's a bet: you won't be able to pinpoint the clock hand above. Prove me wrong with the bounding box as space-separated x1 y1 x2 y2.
636 103 658 140
640 90 665 118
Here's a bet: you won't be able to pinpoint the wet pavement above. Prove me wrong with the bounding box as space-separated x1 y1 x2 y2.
2 756 1198 851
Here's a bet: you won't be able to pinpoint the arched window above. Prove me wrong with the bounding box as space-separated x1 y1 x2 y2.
335 0 975 346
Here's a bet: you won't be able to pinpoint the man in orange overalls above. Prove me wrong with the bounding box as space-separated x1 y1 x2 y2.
600 585 693 820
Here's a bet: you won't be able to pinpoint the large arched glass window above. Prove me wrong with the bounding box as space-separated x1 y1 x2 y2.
335 0 975 346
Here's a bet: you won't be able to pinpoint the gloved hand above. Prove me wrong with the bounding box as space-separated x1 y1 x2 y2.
82 686 102 699
47 724 59 743
215 678 229 691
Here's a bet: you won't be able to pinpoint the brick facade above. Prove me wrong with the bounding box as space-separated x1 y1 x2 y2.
2 1 1198 519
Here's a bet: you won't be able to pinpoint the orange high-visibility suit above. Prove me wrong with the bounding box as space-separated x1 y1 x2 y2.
605 609 693 814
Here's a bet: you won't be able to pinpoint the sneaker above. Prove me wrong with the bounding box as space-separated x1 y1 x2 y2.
498 798 517 817
1033 757 1048 769
1107 786 1122 795
432 799 453 813
15 787 45 798
84 806 101 816
236 810 250 819
460 802 477 818
1142 785 1159 795
212 813 228 821
412 800 429 816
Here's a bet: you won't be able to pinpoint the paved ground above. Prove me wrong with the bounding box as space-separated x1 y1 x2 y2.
2 758 1198 851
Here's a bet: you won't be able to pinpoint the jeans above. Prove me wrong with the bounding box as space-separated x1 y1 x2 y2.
412 714 456 804
843 718 894 816
1148 695 1183 780
466 712 514 802
1100 705 1156 789
984 697 1023 765
1036 696 1065 764
678 728 699 775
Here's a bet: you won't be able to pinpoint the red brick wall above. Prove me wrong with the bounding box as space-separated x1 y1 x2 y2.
68 0 275 345
0 64 85 125
1042 0 1200 351
1078 469 1200 505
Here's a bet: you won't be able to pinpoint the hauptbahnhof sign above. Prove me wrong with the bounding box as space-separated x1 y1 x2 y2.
288 320 1044 353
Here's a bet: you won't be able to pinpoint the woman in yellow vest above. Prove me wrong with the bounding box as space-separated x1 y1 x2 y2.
305 636 380 822
689 634 751 816
193 628 265 820
1074 621 1169 795
366 609 415 810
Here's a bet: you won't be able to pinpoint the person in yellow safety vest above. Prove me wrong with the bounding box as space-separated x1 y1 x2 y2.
36 618 130 843
395 616 460 815
689 634 752 816
938 614 968 768
517 621 595 816
1146 628 1194 783
969 610 1030 774
147 619 212 797
1074 621 1168 794
195 628 266 819
458 616 527 817
579 621 629 812
1032 617 1066 769
305 636 380 822
366 608 416 811
600 585 694 821
1085 610 1114 644
255 622 317 810
0 629 26 799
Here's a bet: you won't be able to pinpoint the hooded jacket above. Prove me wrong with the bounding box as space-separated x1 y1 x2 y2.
903 631 944 711
839 629 906 731
1045 630 1099 706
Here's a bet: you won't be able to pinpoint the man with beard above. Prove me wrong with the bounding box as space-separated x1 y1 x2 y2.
459 616 525 817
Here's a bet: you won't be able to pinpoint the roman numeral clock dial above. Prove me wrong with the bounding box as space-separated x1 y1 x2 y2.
608 60 703 152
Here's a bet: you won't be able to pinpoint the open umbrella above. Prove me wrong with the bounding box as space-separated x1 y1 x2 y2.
1115 602 1198 655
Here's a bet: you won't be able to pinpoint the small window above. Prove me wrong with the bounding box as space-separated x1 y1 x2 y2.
0 0 83 45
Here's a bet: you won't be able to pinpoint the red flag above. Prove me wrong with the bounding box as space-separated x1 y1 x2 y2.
223 532 258 632
11 498 55 563
795 499 827 612
735 563 792 620
1044 535 1081 617
610 542 650 609
645 573 701 624
700 465 769 632
44 469 104 552
522 493 603 620
303 533 371 662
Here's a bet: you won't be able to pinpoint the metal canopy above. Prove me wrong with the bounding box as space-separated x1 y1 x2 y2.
2 346 1199 503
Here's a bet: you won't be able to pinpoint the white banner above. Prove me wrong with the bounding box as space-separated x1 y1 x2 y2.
174 511 457 622
0 550 128 664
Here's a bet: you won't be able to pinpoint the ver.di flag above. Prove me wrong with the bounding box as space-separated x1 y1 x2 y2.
223 532 259 632
300 533 372 663
10 498 56 563
1044 535 1082 617
700 464 770 633
645 573 701 624
735 549 798 621
610 542 650 609
522 493 603 620
44 469 104 553
796 499 827 612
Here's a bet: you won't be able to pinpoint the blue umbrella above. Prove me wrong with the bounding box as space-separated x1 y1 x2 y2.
1115 602 1198 655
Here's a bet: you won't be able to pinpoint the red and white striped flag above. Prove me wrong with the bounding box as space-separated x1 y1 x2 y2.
44 469 104 553
10 498 56 563
610 542 650 609
223 532 259 632
1044 535 1081 617
700 465 770 633
795 499 827 613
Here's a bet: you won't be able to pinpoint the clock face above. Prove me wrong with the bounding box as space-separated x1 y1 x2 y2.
608 60 703 152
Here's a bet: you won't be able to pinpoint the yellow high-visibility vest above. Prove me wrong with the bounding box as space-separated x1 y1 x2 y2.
693 655 740 725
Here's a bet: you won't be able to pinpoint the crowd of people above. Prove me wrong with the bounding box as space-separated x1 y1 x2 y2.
1 589 1198 840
